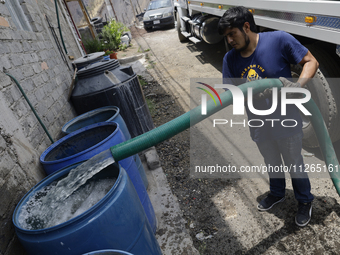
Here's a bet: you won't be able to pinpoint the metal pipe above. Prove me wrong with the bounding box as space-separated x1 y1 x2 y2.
60 0 86 56
55 0 68 54
5 73 54 144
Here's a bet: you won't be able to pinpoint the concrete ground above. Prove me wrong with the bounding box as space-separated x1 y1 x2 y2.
118 23 340 254
119 54 199 254
143 147 200 254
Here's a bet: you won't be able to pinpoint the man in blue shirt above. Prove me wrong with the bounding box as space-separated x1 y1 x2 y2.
218 6 319 226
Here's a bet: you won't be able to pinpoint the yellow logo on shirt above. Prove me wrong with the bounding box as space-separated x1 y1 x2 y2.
247 69 260 82
241 64 267 81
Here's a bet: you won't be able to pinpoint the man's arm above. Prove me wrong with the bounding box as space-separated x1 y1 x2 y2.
297 50 319 87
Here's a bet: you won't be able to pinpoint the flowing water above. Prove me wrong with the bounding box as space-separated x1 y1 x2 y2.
18 149 116 230
44 149 115 207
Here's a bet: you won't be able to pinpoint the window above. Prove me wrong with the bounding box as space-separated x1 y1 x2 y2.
147 0 172 11
5 0 31 31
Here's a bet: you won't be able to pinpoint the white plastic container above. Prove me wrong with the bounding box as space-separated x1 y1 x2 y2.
121 35 130 46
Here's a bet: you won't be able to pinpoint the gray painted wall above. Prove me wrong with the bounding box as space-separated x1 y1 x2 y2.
112 0 150 26
0 0 82 254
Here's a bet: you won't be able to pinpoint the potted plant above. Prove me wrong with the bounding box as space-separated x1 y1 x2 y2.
105 50 117 59
101 20 130 52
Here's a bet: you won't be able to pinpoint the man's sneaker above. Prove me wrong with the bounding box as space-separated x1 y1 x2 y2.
257 194 285 211
295 202 312 227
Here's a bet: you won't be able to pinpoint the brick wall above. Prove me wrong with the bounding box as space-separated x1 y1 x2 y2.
0 0 82 254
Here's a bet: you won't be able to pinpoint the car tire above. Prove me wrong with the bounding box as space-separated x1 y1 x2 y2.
91 17 102 24
169 20 175 29
145 26 152 31
291 43 340 148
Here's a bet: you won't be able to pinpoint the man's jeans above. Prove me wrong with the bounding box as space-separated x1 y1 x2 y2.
256 131 314 203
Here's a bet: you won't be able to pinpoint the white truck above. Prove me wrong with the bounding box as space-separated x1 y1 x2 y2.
174 0 340 147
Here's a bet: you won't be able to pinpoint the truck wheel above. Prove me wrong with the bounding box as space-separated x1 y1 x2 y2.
291 43 340 148
176 12 187 42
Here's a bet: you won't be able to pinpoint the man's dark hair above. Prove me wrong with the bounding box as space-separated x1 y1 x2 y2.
218 6 257 35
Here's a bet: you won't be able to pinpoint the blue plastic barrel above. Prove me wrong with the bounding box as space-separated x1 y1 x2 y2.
133 154 148 186
62 106 130 138
12 163 162 255
83 250 134 255
62 106 149 189
40 122 156 233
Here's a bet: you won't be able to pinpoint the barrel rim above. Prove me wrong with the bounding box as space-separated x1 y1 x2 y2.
71 72 138 98
40 122 120 165
82 249 134 255
62 106 120 135
77 59 120 77
73 52 105 64
12 161 122 233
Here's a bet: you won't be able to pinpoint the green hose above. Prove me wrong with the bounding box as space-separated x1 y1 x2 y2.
110 78 340 195
55 0 68 55
5 73 54 144
111 79 281 160
304 98 340 195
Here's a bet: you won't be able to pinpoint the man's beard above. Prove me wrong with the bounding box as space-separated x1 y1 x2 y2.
235 32 250 52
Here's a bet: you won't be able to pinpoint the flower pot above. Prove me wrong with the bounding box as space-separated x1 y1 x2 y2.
110 52 117 59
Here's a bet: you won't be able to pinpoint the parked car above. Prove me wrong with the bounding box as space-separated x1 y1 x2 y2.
143 0 174 31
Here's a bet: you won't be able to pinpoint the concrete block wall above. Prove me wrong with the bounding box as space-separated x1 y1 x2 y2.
0 0 82 254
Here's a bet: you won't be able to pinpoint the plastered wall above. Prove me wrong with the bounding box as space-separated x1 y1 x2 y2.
0 0 82 254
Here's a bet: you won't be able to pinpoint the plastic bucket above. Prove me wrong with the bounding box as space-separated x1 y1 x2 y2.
122 31 132 42
61 106 149 189
12 163 162 255
40 122 156 233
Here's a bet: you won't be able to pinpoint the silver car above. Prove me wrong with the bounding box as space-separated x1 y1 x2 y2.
143 0 174 31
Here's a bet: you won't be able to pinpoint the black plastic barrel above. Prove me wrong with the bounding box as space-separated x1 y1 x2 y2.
71 59 154 138
73 52 106 70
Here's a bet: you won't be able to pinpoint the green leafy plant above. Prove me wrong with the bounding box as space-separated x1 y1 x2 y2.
101 20 130 51
104 50 114 56
83 37 104 54
102 40 117 52
138 75 148 87
119 44 128 51
146 98 156 116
